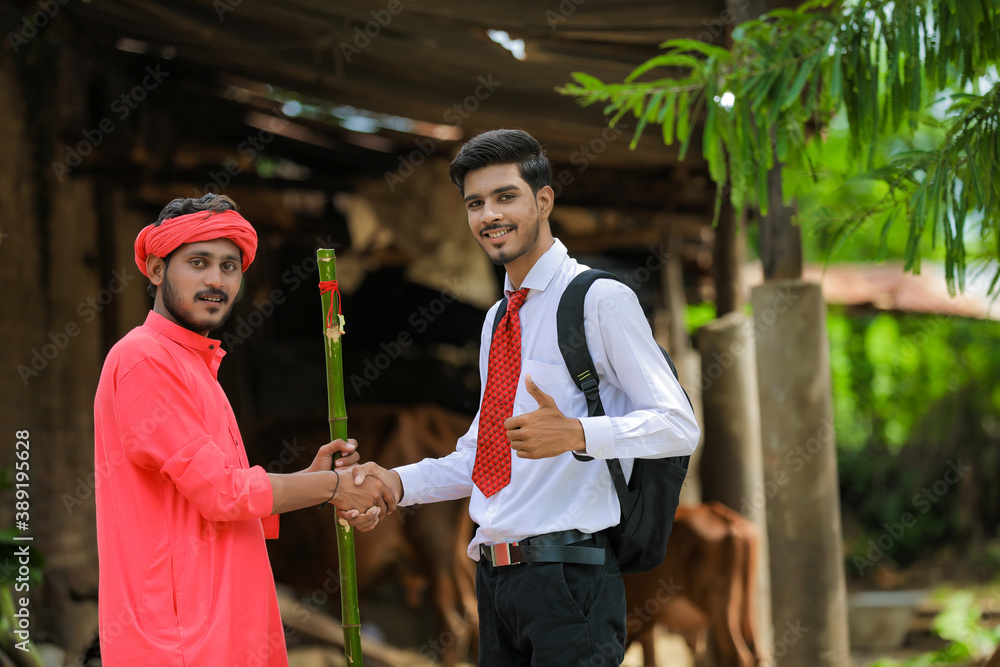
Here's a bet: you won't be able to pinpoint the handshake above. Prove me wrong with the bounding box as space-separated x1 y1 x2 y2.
306 439 403 532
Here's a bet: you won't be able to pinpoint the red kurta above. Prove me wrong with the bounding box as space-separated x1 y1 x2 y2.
95 311 286 666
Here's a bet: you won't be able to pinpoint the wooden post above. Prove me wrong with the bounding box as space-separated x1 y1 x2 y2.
697 313 774 664
656 218 704 505
753 281 851 666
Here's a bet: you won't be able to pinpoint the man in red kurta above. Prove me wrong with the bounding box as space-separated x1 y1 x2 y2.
95 194 391 666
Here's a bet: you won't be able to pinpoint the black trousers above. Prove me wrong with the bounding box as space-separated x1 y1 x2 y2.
475 533 626 667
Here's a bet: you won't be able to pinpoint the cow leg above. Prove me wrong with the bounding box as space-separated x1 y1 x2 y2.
703 539 740 667
735 525 759 663
659 596 710 663
638 629 657 667
453 553 479 664
708 535 755 667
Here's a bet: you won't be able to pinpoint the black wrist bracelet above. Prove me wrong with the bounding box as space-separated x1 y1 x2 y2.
319 471 340 509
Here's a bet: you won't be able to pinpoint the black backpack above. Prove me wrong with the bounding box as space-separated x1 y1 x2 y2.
491 269 692 573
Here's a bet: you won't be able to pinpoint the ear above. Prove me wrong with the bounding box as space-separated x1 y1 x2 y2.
535 185 554 220
146 255 166 287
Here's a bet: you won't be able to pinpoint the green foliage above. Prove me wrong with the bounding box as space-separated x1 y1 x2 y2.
833 307 1000 567
558 0 1000 294
0 471 45 667
0 530 43 589
867 590 1000 666
839 86 1000 294
0 468 43 588
790 112 950 265
684 302 718 334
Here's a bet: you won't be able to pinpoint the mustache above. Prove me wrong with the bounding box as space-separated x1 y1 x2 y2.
481 224 515 234
195 290 229 304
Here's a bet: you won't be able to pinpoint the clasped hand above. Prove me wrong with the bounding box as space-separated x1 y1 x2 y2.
309 439 397 530
326 376 586 532
337 462 403 532
334 467 397 531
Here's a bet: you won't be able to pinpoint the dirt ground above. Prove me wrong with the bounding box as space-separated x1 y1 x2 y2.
285 569 1000 667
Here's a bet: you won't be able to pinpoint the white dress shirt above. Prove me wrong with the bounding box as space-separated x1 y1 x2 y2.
395 239 700 559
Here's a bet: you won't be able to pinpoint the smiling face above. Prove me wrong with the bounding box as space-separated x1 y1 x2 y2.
147 238 243 336
462 163 554 287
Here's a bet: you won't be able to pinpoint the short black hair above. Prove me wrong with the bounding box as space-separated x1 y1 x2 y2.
146 193 240 296
448 129 551 196
155 193 238 225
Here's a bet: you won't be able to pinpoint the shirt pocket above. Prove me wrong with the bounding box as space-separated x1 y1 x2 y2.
519 359 587 419
137 528 181 634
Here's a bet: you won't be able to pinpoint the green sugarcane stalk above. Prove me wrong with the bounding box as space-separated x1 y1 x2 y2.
317 249 363 665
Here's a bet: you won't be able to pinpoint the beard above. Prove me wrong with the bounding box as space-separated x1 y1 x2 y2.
487 211 541 267
161 275 235 335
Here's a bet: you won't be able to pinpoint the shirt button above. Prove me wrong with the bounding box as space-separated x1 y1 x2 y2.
209 345 215 349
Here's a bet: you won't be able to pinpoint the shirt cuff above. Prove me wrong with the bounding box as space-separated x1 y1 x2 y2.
248 465 275 518
394 463 427 506
580 416 614 459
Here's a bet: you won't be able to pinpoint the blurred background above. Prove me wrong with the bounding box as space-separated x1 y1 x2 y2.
1 1 998 666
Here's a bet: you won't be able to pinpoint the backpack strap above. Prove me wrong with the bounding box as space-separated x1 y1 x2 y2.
491 295 509 338
555 269 691 512
556 270 620 419
556 270 632 502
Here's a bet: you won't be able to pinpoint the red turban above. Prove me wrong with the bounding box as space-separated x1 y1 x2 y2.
134 209 258 277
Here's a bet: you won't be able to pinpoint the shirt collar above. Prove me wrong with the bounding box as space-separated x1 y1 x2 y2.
143 310 226 372
503 238 567 297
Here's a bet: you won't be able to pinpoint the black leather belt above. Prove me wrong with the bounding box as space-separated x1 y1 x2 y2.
479 529 605 567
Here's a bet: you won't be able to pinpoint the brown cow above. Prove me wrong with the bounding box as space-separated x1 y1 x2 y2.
247 403 479 667
624 501 760 667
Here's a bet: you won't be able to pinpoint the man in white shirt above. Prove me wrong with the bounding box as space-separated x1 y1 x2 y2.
353 129 700 665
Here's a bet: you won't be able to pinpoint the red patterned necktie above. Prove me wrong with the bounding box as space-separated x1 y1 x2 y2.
473 288 529 497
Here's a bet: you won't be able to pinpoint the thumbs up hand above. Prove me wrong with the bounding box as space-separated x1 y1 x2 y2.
504 374 587 459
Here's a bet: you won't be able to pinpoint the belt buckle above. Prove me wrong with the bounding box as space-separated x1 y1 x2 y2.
489 541 517 566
